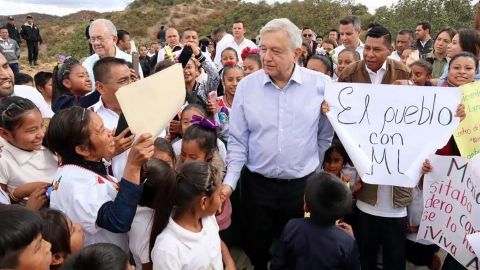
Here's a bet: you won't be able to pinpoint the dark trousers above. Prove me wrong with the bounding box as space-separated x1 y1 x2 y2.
9 63 19 76
356 209 406 270
241 168 308 270
27 41 39 62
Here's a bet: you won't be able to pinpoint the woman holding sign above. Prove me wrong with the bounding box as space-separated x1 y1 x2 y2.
46 107 154 252
422 52 475 270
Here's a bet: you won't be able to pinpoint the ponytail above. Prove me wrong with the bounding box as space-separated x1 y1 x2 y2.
149 161 218 255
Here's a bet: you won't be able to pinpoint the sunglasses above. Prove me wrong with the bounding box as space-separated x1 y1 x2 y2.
303 34 312 37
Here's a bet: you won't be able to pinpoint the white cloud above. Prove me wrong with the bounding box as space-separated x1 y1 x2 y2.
0 0 134 16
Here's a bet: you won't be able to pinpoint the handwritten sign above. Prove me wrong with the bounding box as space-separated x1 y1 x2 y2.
454 81 480 159
325 83 460 187
418 155 480 269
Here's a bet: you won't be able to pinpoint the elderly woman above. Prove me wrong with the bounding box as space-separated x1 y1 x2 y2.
47 107 154 252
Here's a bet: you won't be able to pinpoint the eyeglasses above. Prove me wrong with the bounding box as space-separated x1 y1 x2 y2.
303 34 312 37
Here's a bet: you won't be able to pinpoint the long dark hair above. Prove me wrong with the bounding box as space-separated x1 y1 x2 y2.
46 106 92 164
149 161 218 255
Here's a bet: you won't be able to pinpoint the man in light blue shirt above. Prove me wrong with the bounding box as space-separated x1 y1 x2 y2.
221 18 334 270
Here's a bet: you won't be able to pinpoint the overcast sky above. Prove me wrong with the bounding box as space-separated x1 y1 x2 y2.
0 0 399 16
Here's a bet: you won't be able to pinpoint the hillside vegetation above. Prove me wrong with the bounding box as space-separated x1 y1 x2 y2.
4 0 476 62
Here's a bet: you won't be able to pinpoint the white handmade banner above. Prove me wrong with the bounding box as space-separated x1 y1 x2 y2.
325 83 460 187
418 155 480 269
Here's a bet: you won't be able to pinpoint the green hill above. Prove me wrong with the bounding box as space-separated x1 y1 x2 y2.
6 0 476 62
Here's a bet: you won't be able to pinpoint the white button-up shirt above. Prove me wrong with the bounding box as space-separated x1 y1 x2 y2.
83 47 144 92
224 65 334 189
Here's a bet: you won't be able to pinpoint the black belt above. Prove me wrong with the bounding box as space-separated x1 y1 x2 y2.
245 168 314 183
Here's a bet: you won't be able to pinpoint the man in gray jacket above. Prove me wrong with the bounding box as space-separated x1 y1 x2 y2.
0 27 20 75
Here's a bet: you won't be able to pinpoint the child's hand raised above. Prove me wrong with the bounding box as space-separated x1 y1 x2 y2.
422 159 432 174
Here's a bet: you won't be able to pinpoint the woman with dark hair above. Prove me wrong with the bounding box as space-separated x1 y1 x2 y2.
424 27 457 78
436 28 480 85
299 41 312 67
47 106 154 252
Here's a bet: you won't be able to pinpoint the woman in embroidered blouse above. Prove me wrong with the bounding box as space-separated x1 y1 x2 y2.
47 106 154 252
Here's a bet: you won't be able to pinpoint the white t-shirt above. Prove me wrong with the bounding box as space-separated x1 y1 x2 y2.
129 206 154 270
172 138 227 162
0 138 57 191
151 215 222 270
50 164 129 251
13 85 54 118
407 186 432 244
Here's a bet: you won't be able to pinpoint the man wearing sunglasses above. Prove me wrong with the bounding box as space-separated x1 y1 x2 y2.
302 27 318 53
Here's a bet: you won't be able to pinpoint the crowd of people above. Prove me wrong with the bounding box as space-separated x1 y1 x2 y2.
0 4 479 270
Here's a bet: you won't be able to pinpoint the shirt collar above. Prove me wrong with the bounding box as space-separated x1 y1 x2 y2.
2 139 45 165
168 216 206 249
262 64 303 88
365 60 387 75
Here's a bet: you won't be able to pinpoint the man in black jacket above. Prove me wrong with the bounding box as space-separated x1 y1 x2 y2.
4 16 21 46
20 15 42 66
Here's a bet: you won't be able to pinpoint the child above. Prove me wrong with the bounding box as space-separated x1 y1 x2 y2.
405 178 441 270
173 104 227 161
409 60 433 86
129 159 176 270
51 58 98 113
34 71 53 107
0 96 58 195
270 172 360 270
150 161 234 270
323 138 356 190
217 47 239 96
307 55 333 77
153 137 175 168
39 209 85 270
401 46 420 71
210 63 244 141
61 243 133 270
183 43 220 109
0 204 52 270
334 48 361 80
241 47 261 76
14 72 34 86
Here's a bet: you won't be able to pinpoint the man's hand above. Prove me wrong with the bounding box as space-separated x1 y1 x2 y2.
113 128 134 157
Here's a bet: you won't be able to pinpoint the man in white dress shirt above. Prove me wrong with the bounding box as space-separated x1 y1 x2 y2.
222 20 257 63
332 15 364 64
155 27 182 63
389 29 414 61
83 19 143 92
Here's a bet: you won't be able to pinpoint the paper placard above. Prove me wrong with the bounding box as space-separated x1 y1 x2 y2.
454 81 480 159
325 82 460 187
418 155 480 269
115 64 186 137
